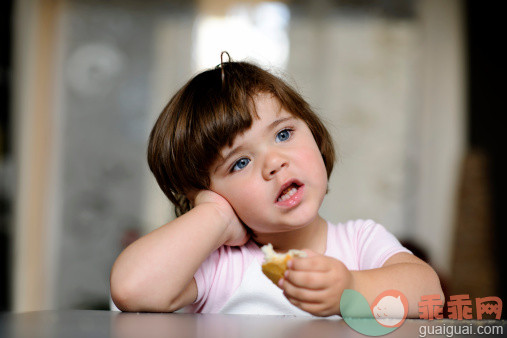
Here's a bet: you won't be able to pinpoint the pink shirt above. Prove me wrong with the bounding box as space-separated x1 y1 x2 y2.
184 219 411 315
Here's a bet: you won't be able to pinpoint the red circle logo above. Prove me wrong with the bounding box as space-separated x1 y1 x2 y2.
371 289 409 328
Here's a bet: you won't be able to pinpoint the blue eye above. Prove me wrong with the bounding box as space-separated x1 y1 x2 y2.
276 129 292 143
231 158 250 172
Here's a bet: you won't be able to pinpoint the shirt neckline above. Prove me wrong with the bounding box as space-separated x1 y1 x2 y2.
248 221 330 264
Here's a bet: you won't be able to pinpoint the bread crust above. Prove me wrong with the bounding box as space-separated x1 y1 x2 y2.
261 244 306 284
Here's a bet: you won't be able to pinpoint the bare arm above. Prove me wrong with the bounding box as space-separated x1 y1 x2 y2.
110 191 248 312
350 253 444 318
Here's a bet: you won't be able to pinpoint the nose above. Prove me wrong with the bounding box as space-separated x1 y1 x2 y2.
262 150 288 180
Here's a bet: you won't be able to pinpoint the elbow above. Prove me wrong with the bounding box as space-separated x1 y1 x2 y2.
110 273 177 312
111 292 178 313
110 277 140 312
432 267 444 295
110 291 130 312
426 264 445 300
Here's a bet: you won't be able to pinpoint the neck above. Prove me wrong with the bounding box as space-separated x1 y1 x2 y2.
252 215 327 254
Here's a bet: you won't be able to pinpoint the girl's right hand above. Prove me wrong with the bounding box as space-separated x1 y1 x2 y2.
193 190 250 247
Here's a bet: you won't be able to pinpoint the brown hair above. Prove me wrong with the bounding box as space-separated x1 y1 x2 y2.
147 61 335 216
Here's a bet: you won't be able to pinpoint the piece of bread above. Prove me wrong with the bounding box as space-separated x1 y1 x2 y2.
261 243 307 285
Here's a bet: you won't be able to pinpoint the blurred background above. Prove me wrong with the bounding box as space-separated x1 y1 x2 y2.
0 0 504 317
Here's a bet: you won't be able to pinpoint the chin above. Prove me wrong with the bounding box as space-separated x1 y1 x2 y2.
241 198 322 232
280 207 321 230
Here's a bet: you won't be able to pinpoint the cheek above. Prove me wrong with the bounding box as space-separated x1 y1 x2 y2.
230 182 272 228
229 182 263 210
295 147 328 183
213 179 264 216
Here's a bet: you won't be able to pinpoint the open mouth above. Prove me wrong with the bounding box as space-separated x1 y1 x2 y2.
276 180 303 203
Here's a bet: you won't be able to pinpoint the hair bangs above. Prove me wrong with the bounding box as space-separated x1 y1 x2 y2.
190 90 258 177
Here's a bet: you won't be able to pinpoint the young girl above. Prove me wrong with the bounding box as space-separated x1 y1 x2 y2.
110 57 443 317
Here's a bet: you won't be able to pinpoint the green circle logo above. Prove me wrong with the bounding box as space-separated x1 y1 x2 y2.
340 289 408 336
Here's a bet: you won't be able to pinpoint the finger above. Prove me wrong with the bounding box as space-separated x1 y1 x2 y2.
281 278 328 303
302 249 318 257
286 297 331 317
284 269 328 290
289 255 330 272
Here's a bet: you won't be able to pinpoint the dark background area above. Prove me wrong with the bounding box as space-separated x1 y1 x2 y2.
0 0 13 313
466 0 505 318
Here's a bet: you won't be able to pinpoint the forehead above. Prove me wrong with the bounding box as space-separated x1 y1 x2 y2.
252 92 284 118
226 94 292 144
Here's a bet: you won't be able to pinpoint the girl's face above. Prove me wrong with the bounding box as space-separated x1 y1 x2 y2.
209 93 328 236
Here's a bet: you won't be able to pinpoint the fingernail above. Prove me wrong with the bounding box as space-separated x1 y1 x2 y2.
278 278 284 288
284 270 289 278
287 260 293 269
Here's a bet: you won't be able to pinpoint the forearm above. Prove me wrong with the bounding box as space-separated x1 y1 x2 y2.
110 203 228 311
350 262 443 318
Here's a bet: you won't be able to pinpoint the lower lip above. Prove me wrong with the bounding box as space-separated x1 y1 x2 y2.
275 185 305 208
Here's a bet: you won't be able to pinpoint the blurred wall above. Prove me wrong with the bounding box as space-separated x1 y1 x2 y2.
10 0 466 311
289 0 465 279
12 0 63 312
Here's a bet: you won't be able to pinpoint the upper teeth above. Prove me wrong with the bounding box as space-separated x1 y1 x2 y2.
278 186 298 202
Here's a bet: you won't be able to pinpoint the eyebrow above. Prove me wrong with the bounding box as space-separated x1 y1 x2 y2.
267 116 294 132
214 116 295 173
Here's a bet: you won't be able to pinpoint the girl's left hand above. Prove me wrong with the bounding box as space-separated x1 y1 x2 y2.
278 250 354 317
